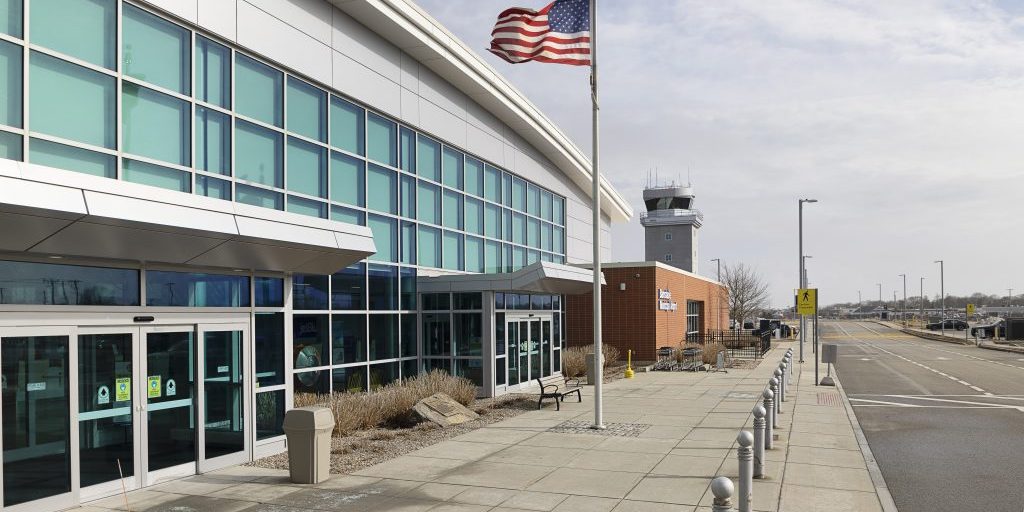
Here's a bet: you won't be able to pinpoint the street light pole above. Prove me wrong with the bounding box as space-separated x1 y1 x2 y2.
920 277 925 326
798 198 817 364
899 274 906 326
935 260 945 336
1008 288 1014 307
711 258 722 331
711 258 721 282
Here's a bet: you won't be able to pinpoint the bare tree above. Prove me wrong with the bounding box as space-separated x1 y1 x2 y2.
722 263 770 327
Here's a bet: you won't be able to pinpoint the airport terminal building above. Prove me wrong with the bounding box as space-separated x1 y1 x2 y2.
0 0 631 509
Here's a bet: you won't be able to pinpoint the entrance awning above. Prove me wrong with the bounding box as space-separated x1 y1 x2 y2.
417 262 604 295
0 163 376 274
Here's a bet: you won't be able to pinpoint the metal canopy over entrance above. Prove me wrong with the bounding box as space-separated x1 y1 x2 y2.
416 262 604 296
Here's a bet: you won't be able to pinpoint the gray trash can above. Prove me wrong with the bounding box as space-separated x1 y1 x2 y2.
283 406 335 484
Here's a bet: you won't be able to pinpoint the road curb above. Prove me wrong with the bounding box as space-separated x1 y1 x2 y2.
833 372 900 512
977 342 1024 354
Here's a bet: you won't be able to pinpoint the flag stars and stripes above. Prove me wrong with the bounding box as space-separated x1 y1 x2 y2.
489 0 592 66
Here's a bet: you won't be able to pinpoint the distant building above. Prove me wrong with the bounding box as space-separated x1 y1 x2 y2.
641 184 702 273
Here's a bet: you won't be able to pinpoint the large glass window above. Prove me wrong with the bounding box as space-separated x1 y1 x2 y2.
442 230 464 271
293 314 328 369
255 312 285 387
29 138 114 178
399 127 414 171
399 174 416 218
400 221 416 265
368 264 398 310
454 313 482 356
541 190 553 221
367 215 397 263
527 183 540 216
400 313 417 358
527 217 540 248
465 236 483 273
292 274 329 310
331 263 365 310
484 240 502 274
465 197 482 235
196 36 230 108
0 260 138 305
483 203 500 239
332 314 367 364
417 181 440 225
554 197 565 225
255 277 284 307
442 190 463 230
0 131 20 161
30 0 114 69
422 313 450 357
512 177 527 212
511 213 526 244
236 183 282 210
235 54 282 127
331 205 364 225
196 107 230 175
332 365 365 393
400 267 416 310
286 137 327 198
0 40 21 128
123 4 190 94
287 78 326 142
330 151 364 206
442 147 463 189
418 226 441 268
122 159 190 193
330 97 363 155
30 52 115 148
146 271 249 307
484 165 501 202
287 195 325 218
369 314 399 360
416 136 440 181
366 113 396 166
122 84 190 166
1 0 21 37
367 164 397 214
256 390 285 440
235 120 283 188
465 157 484 197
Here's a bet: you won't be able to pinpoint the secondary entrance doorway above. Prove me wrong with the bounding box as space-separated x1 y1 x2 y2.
505 314 554 388
0 320 249 510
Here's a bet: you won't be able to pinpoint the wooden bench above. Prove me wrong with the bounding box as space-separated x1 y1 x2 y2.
536 375 582 410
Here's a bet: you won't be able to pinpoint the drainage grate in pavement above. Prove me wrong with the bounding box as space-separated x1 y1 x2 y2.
817 393 842 406
548 420 651 437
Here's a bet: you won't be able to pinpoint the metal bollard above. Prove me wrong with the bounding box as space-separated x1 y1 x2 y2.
752 404 766 478
710 476 734 512
768 378 779 428
774 368 784 405
737 430 754 512
778 364 786 402
762 388 774 449
780 361 789 401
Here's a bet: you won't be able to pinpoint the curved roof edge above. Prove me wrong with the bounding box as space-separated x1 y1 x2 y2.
331 0 633 223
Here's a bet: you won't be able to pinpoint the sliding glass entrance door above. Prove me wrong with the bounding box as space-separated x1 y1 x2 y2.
198 324 248 472
505 315 554 388
143 327 197 484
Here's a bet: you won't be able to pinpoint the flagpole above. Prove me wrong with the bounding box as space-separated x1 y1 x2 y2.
590 0 605 430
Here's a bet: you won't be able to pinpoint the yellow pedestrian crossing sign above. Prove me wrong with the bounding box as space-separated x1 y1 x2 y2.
967 303 976 315
797 288 817 315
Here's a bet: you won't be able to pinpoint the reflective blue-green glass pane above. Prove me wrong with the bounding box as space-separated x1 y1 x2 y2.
400 221 416 265
465 157 483 197
235 54 282 127
554 197 564 225
553 226 564 254
329 96 363 155
542 252 553 263
196 107 230 175
123 84 190 166
416 136 440 181
196 175 231 200
441 147 463 189
367 164 396 214
442 231 463 271
399 174 415 218
527 250 540 265
541 190 553 221
330 151 363 206
0 40 21 128
442 189 463 230
237 183 282 210
30 52 114 148
483 203 500 239
287 78 326 142
366 113 395 166
30 0 114 69
542 222 553 251
123 159 190 193
331 205 365 225
29 138 113 178
196 36 230 108
235 120 282 188
484 240 501 274
418 226 440 268
288 195 326 218
368 214 397 262
123 4 189 94
0 130 20 161
512 177 526 211
527 183 540 216
417 181 439 225
484 165 501 202
399 127 414 171
511 213 525 244
512 246 526 271
465 197 482 235
1 0 22 37
502 173 513 205
502 208 512 242
286 137 326 198
527 217 540 248
465 236 483 273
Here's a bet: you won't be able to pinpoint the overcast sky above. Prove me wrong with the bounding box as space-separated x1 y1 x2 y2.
415 0 1024 307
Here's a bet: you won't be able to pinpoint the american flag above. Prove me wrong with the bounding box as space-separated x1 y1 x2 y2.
489 0 591 66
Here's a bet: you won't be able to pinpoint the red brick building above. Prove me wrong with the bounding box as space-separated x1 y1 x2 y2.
566 262 729 362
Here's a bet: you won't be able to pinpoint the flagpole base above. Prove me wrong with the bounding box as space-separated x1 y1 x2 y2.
591 424 607 430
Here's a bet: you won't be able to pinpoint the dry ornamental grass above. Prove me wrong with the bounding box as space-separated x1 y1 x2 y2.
562 345 622 379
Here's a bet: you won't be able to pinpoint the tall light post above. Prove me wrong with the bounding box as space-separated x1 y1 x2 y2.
711 258 721 282
858 290 862 307
711 258 722 330
935 260 945 336
798 198 818 363
877 283 882 319
919 277 925 325
898 274 907 326
1008 288 1014 307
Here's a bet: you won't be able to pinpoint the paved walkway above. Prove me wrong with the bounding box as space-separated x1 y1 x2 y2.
74 342 894 512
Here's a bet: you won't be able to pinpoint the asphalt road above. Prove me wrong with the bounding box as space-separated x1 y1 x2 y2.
824 321 1024 512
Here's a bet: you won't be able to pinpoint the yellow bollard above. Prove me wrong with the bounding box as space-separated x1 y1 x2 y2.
625 349 635 378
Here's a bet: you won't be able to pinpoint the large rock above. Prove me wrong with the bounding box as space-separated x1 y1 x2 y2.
413 393 479 427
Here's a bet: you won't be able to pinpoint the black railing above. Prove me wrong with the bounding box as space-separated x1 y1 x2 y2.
684 330 771 359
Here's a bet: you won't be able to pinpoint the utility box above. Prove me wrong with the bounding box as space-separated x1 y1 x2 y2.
1006 319 1024 341
283 406 335 484
821 344 838 364
585 352 605 385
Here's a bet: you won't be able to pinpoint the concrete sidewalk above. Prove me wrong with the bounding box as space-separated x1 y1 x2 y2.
74 342 894 512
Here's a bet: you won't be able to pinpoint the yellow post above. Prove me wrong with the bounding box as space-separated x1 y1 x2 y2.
625 349 635 378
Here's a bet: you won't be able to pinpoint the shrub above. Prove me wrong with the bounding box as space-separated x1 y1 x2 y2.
562 346 588 378
702 343 731 366
292 370 477 436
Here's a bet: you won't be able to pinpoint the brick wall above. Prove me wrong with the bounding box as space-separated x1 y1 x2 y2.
567 264 729 362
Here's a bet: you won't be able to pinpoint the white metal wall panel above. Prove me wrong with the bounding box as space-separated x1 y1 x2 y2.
237 1 333 85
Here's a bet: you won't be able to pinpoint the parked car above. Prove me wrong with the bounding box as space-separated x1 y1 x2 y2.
970 318 1005 338
926 319 968 331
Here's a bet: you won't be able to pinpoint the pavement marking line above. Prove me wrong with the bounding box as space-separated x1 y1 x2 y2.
859 322 1024 371
849 397 925 407
886 394 1024 409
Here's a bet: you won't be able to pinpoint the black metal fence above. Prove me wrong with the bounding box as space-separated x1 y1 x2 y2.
684 330 771 359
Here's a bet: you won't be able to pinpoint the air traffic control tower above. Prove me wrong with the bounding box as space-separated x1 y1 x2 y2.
641 184 703 273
